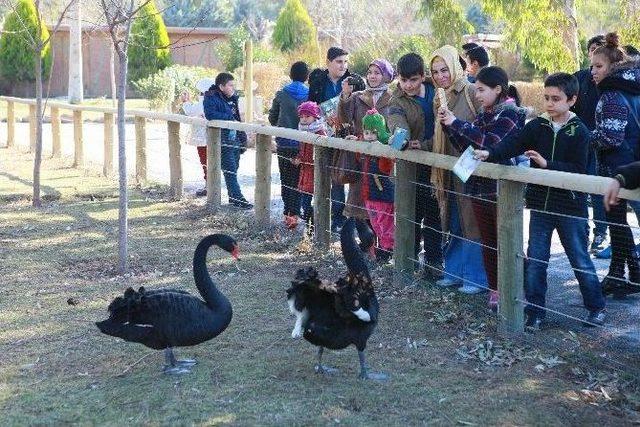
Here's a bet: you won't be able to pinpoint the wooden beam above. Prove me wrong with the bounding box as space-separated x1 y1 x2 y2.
254 133 272 226
167 121 182 200
134 116 147 184
72 110 83 167
28 105 36 153
103 113 114 177
206 127 222 212
313 145 331 249
6 101 14 148
51 107 61 158
394 159 417 285
497 179 525 335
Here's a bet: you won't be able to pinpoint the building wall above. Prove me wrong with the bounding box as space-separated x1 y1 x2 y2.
0 25 229 98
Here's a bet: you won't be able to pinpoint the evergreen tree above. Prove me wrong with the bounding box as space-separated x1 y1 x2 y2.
128 1 172 83
272 0 316 53
419 0 474 47
0 0 52 82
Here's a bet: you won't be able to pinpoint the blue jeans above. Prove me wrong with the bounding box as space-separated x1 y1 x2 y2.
300 193 313 223
526 211 605 318
444 199 488 288
221 142 245 202
331 184 346 229
587 149 608 236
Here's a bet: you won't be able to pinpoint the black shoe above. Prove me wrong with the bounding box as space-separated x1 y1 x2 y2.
601 262 626 296
525 314 543 331
195 188 207 197
230 199 253 210
423 261 444 281
375 248 392 264
583 309 606 327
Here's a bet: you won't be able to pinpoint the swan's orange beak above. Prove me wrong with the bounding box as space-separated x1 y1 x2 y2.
231 245 240 260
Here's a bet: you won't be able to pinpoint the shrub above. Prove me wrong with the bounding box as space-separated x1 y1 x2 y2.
348 41 391 75
388 35 436 66
513 81 545 115
133 65 218 111
252 62 289 110
0 0 52 82
272 0 317 53
128 1 172 83
216 25 281 72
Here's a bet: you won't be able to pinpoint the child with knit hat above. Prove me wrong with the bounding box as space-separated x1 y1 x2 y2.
294 101 327 227
359 109 395 262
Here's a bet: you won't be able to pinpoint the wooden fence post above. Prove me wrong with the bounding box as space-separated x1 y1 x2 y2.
254 133 272 226
497 179 525 335
51 107 61 158
72 110 83 167
206 126 222 212
28 104 36 152
313 145 331 249
6 101 14 148
167 120 182 200
394 159 417 285
135 116 147 184
103 113 114 177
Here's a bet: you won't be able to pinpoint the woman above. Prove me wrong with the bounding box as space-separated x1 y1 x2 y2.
591 33 640 296
429 45 487 294
269 61 310 229
337 59 395 255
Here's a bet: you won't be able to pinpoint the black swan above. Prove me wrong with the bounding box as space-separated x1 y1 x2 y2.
96 234 237 374
287 218 386 380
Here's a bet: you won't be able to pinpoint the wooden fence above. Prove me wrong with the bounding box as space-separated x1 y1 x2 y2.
3 95 640 335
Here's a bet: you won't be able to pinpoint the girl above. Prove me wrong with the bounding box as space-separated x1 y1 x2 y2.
338 58 395 252
438 66 527 309
591 32 640 296
359 109 395 262
429 45 486 295
295 101 327 226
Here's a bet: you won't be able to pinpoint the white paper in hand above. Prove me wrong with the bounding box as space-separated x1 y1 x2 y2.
452 146 481 183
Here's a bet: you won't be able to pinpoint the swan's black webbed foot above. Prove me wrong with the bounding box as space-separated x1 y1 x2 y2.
163 348 195 374
175 358 197 368
314 347 339 375
358 351 388 381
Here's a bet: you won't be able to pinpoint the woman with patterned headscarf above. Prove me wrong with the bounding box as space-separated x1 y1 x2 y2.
428 45 488 295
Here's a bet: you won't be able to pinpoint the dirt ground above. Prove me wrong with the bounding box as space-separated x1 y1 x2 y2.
2 147 640 426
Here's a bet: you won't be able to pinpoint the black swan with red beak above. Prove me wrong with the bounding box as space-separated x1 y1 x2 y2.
96 234 238 374
287 218 386 380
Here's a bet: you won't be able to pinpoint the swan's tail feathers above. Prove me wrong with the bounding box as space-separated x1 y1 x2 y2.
340 218 370 278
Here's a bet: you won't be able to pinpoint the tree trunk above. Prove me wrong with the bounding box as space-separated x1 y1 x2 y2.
116 47 129 274
33 47 43 208
558 0 580 67
68 0 83 104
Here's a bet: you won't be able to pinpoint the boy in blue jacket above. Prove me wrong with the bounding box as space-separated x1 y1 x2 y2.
203 72 252 209
475 73 606 329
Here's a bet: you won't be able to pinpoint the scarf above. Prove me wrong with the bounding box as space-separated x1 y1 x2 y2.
429 45 467 216
299 117 327 134
369 83 389 105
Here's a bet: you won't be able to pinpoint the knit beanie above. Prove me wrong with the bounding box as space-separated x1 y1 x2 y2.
369 59 395 83
297 101 321 119
362 109 391 144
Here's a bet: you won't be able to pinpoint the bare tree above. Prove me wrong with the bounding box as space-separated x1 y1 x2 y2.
0 0 77 207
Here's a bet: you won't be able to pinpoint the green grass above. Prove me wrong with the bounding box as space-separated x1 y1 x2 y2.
1 147 639 425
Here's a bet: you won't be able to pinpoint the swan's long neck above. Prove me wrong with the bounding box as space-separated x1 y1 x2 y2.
341 219 370 278
193 235 232 312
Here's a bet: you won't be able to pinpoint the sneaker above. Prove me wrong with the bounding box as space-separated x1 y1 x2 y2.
488 291 499 311
230 199 253 210
435 278 461 288
590 234 607 253
195 188 207 197
375 248 393 264
525 314 543 331
458 284 485 295
595 245 611 259
284 214 299 230
583 309 606 327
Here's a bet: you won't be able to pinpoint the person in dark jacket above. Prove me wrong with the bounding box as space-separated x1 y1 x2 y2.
573 34 607 252
590 33 640 296
475 72 606 329
309 47 352 231
269 61 310 229
203 72 252 209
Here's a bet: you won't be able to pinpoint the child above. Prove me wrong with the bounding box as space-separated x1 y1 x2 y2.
180 78 215 197
360 109 395 262
475 73 606 328
387 53 442 279
203 72 252 209
437 66 526 309
295 101 327 226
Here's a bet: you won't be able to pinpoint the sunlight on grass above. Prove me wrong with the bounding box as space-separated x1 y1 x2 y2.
199 414 237 425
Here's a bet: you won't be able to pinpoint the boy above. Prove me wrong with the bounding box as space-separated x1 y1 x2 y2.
461 42 490 83
387 53 443 280
475 73 606 328
203 72 252 210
